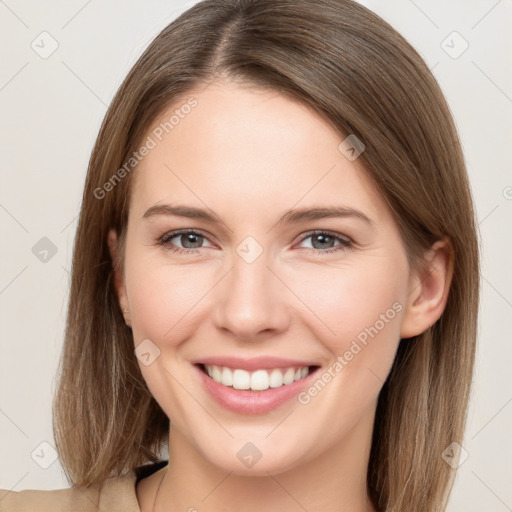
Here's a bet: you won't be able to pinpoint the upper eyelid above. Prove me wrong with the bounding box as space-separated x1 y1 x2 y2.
161 228 214 244
296 230 351 242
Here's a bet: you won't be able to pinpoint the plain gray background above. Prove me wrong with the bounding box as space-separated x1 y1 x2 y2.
0 1 511 510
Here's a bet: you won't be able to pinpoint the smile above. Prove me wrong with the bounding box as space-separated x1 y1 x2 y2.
200 364 317 391
194 362 321 415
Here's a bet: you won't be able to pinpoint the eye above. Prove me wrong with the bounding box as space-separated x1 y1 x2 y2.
157 229 214 254
157 229 352 256
295 230 352 254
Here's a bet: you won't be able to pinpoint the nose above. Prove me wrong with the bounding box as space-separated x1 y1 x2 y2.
211 248 291 340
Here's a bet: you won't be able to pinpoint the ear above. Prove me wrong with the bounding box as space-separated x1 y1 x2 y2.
107 228 131 328
400 238 454 339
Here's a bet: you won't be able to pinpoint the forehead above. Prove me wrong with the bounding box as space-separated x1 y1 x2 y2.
129 80 386 223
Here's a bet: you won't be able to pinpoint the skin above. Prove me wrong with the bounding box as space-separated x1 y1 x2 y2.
108 79 453 512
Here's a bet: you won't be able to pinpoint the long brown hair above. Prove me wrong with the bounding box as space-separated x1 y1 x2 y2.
52 1 480 510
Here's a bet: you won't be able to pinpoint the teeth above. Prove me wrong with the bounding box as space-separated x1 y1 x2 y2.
221 367 233 387
282 367 295 385
203 364 311 391
250 369 269 391
233 369 251 390
269 368 284 388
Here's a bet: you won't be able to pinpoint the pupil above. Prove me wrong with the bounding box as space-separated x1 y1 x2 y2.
183 233 202 248
314 234 332 249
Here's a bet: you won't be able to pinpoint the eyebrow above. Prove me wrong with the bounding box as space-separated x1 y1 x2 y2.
142 204 374 227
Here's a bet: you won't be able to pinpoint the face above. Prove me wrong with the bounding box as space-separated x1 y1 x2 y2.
109 79 430 476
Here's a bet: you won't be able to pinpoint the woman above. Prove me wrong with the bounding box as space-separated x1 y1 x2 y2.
0 0 479 511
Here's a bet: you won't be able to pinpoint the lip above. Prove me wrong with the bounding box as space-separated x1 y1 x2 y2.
191 355 319 372
193 363 321 415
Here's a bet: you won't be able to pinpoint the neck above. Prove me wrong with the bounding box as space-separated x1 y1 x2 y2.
153 406 377 512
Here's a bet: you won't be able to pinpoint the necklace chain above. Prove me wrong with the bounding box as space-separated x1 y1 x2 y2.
151 467 168 512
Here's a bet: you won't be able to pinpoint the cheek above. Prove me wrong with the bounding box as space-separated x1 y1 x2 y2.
124 254 214 415
127 261 210 345
287 257 406 364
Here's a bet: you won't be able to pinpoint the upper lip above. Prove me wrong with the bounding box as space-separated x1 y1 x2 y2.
193 356 319 372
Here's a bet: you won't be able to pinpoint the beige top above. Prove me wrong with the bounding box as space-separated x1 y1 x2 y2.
0 461 167 512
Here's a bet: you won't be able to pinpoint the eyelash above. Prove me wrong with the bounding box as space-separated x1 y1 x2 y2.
157 229 352 255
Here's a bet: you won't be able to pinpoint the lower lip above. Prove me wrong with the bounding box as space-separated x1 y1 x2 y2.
194 364 320 415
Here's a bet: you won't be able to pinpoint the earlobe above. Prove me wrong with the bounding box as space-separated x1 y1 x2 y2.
107 228 131 327
400 238 454 339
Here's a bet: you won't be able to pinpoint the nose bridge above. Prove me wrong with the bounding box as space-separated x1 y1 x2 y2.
212 239 289 338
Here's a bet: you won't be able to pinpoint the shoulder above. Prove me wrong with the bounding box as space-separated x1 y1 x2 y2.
0 484 100 512
0 472 139 512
